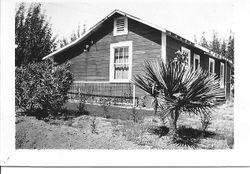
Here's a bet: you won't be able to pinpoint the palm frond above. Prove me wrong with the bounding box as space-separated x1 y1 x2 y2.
132 59 221 117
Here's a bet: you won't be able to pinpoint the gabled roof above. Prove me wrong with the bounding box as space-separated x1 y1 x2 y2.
43 9 232 64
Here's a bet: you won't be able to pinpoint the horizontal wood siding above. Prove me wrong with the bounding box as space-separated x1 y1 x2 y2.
54 15 161 85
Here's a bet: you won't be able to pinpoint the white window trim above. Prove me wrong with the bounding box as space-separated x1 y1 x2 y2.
109 41 133 83
113 17 128 36
193 54 200 70
161 32 167 64
181 46 191 67
220 62 225 88
209 58 215 74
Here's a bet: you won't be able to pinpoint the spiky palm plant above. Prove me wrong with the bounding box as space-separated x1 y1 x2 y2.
132 52 221 138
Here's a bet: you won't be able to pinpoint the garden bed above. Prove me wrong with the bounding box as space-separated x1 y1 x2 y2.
64 102 154 120
16 101 234 149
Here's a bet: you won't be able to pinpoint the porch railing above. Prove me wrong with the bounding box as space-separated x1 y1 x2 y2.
68 82 137 106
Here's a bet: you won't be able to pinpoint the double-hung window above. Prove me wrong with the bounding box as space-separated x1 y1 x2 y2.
110 41 132 82
220 62 225 88
181 46 191 67
193 54 200 70
209 58 215 74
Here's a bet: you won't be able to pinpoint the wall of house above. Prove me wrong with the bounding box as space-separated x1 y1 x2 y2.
54 14 161 83
53 13 231 101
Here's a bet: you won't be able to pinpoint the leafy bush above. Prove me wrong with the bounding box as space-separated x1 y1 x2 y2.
100 98 111 118
90 114 98 134
130 107 142 123
200 111 212 136
15 59 73 119
77 91 88 116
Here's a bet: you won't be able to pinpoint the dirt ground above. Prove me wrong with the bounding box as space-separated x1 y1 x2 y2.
16 101 234 150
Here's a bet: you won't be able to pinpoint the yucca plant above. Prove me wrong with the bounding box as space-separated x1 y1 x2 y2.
132 51 221 138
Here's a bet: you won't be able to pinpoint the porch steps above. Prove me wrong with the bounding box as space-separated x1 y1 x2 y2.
215 88 226 104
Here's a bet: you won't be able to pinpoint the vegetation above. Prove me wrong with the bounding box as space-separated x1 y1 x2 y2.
197 31 234 62
197 31 234 88
90 114 98 134
57 24 86 48
76 90 88 116
133 51 221 138
15 3 56 66
15 101 234 149
101 98 111 119
15 59 73 119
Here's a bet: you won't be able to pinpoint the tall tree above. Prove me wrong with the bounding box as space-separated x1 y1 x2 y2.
209 31 221 54
193 34 198 44
199 32 209 49
220 39 227 57
58 24 86 48
15 3 56 66
226 31 234 63
226 31 234 86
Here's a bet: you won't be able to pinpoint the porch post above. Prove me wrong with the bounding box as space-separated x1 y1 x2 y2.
132 84 136 107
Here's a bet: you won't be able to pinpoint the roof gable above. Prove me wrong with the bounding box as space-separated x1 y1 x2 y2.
43 9 232 64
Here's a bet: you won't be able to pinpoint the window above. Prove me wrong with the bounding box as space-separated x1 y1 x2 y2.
193 54 200 70
110 41 132 82
209 58 215 74
113 17 128 36
220 62 225 88
181 47 191 67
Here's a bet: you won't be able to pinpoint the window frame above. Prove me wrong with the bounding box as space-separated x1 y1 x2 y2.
209 58 215 74
220 62 225 88
113 17 128 36
181 46 191 67
193 54 200 70
109 41 133 83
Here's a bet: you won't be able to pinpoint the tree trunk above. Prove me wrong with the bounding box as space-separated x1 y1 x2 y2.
168 110 179 138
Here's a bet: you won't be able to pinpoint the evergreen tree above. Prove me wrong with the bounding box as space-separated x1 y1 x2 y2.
58 24 86 48
209 31 221 54
193 34 198 44
15 3 56 66
199 32 209 49
220 39 227 57
226 31 234 63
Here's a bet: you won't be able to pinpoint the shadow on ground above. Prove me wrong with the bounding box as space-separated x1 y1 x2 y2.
149 125 217 148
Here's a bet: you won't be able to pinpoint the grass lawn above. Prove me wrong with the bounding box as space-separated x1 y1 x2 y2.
15 101 234 149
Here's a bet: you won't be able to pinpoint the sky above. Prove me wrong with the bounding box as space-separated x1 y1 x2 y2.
20 0 234 42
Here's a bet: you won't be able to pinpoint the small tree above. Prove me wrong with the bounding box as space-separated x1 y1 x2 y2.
133 51 221 138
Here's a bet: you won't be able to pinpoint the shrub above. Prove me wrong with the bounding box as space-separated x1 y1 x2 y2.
200 111 212 136
138 96 147 108
90 114 98 134
101 98 111 118
15 59 73 119
77 91 88 116
130 107 142 123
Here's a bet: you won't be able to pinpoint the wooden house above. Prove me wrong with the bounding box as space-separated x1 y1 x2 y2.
43 9 232 106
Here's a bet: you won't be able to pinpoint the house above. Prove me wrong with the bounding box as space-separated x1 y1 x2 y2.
43 9 232 106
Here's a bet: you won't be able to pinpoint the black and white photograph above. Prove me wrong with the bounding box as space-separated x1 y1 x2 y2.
1 0 250 168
